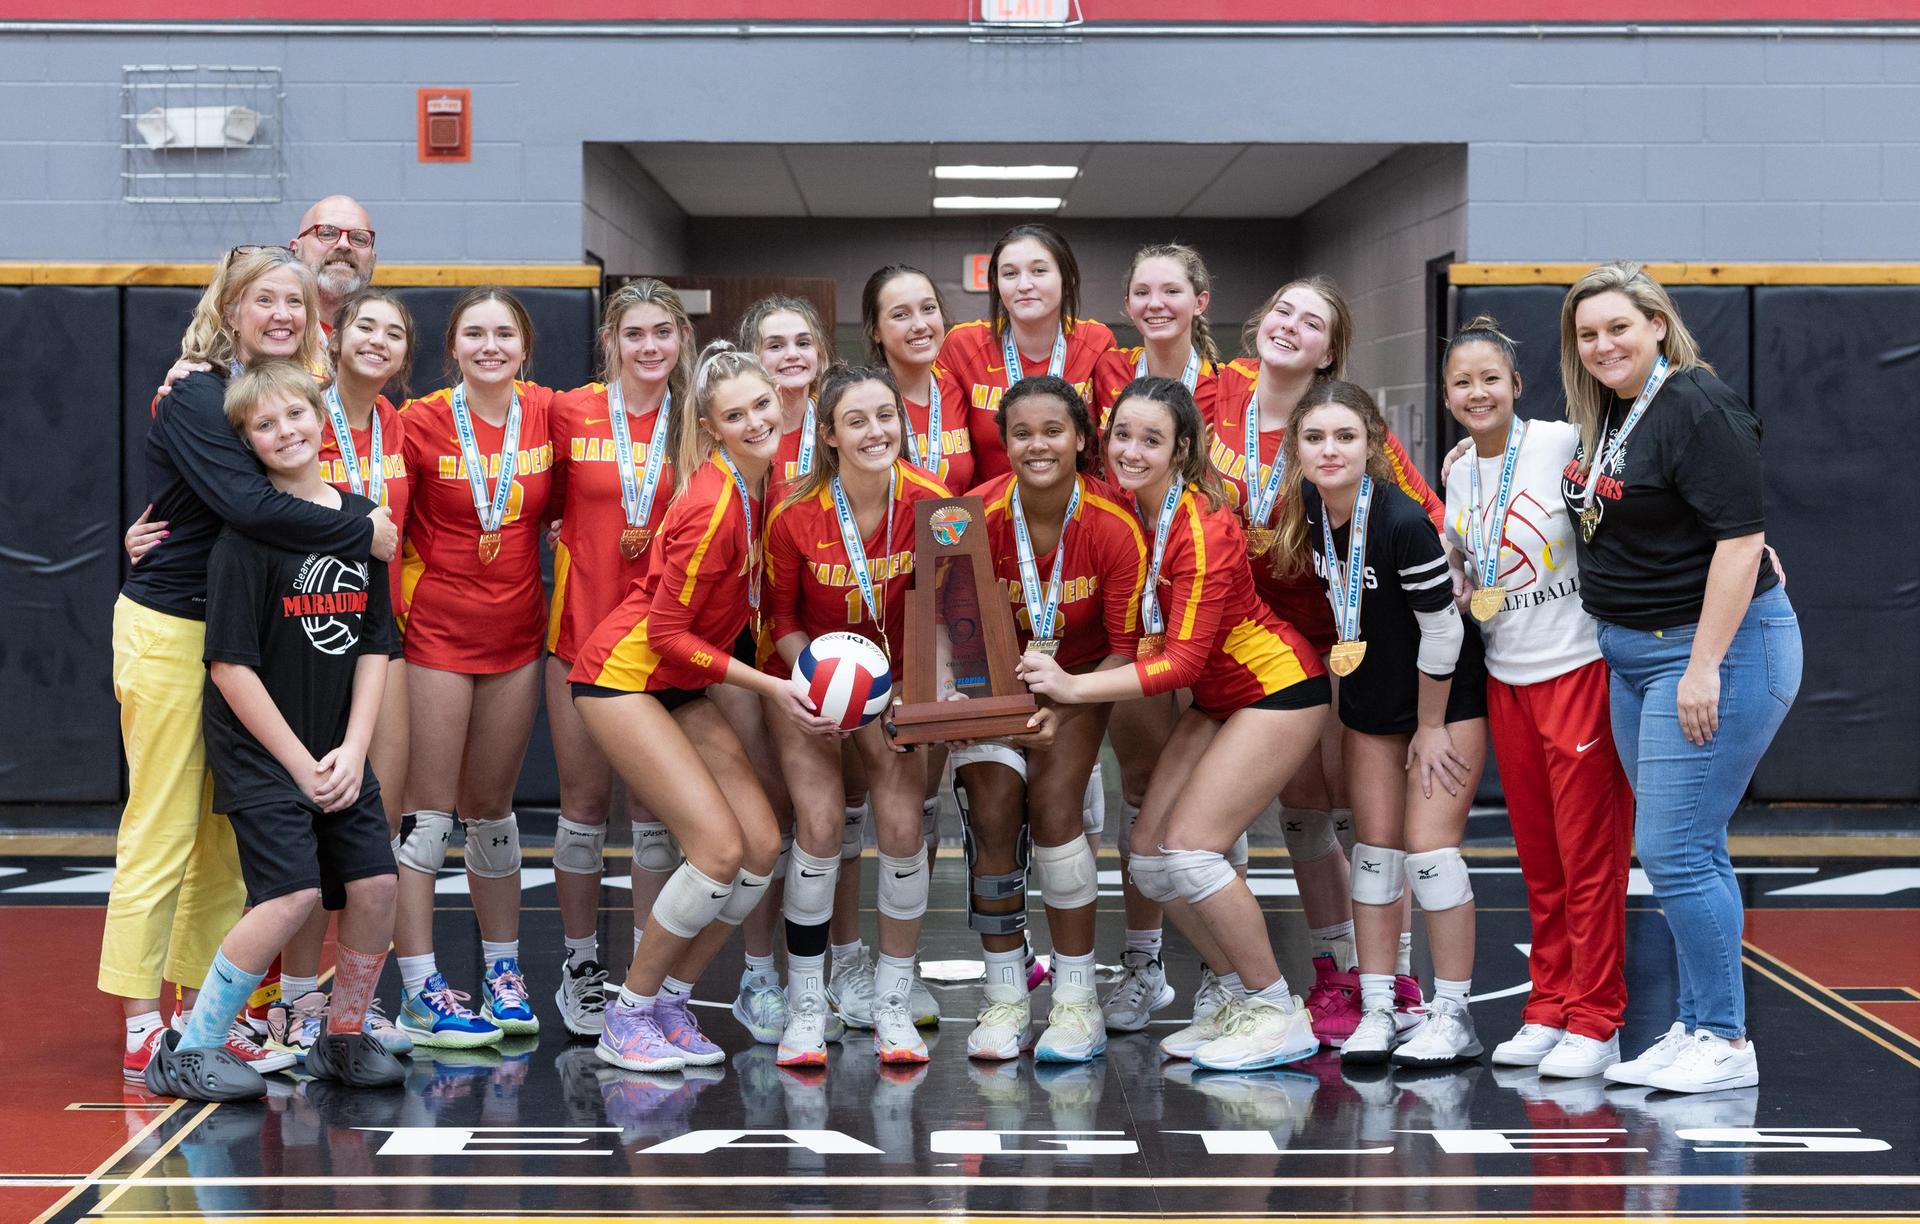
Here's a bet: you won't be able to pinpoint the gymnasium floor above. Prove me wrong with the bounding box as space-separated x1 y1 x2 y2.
8 836 1919 1224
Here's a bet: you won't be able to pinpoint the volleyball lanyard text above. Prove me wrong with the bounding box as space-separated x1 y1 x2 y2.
322 384 383 506
1012 477 1082 654
1138 475 1185 655
450 383 521 565
1002 324 1067 386
609 383 672 558
830 470 898 653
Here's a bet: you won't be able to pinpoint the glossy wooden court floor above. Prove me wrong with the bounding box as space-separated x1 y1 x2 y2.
7 843 1918 1224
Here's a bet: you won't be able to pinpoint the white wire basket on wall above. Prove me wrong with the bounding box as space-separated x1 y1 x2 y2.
121 65 286 204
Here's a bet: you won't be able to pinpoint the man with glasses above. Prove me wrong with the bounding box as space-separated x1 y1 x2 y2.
290 195 378 332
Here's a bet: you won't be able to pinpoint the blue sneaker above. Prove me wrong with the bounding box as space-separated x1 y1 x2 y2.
398 974 504 1049
482 958 541 1035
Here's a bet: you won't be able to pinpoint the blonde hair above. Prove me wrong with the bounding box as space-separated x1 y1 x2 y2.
1268 380 1397 582
180 246 325 375
737 294 833 399
1126 243 1220 368
675 340 776 494
223 360 326 433
599 278 696 405
1560 261 1713 478
1240 274 1352 379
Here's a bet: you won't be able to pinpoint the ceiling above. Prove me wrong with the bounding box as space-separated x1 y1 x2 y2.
622 142 1402 219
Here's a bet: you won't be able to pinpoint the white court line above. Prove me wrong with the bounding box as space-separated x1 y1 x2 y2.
90 1172 1920 1190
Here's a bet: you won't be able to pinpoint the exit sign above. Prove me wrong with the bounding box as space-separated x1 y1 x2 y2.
980 0 1071 22
964 253 991 294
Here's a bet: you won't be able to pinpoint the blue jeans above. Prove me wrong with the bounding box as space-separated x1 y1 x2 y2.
1595 585 1800 1039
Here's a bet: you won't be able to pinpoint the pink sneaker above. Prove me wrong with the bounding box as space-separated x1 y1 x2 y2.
596 1000 686 1073
653 995 724 1067
1305 954 1361 1048
1394 974 1428 1037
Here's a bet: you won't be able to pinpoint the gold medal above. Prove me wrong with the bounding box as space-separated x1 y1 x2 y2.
1028 638 1060 657
477 530 502 565
1137 633 1165 659
1327 639 1367 677
1579 503 1600 543
620 524 652 560
1470 586 1505 622
1245 527 1276 558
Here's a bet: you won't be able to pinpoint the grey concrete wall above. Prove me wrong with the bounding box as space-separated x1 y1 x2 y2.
584 143 689 276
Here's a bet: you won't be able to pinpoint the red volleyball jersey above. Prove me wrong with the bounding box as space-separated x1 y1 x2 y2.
569 455 763 694
971 472 1147 671
397 382 556 673
1131 485 1324 718
937 317 1117 484
764 462 950 679
1206 360 1445 653
1089 345 1224 433
771 402 821 490
902 377 976 494
545 383 677 664
317 393 411 623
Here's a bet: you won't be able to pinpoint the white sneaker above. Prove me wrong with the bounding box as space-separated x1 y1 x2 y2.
1392 996 1482 1067
554 958 610 1037
1192 995 1317 1071
829 947 876 1029
1603 1021 1693 1086
776 992 841 1069
1340 1006 1400 1065
907 976 940 1028
1102 950 1174 1033
1160 969 1235 1059
1035 984 1107 1063
1539 1032 1619 1079
967 983 1031 1061
1491 1023 1566 1067
1644 1030 1758 1094
872 990 930 1064
730 969 789 1046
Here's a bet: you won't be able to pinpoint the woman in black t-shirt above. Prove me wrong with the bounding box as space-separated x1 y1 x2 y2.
1559 261 1801 1096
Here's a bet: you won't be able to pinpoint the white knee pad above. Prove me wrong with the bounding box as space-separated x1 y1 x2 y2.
1407 847 1474 912
1228 831 1249 869
652 861 733 939
463 813 521 880
1331 808 1356 854
949 740 1027 780
840 803 869 861
552 816 606 876
1081 761 1106 837
783 845 840 926
877 848 930 921
717 867 773 926
393 809 454 875
1164 847 1238 906
773 832 792 882
1032 835 1099 910
921 797 940 845
1350 842 1407 906
633 821 682 876
1127 851 1179 905
1115 801 1141 858
1280 806 1340 864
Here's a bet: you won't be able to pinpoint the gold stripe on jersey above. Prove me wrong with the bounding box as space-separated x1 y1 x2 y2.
546 539 573 655
1082 489 1148 634
1173 500 1207 641
588 620 665 693
679 485 735 607
1219 617 1315 695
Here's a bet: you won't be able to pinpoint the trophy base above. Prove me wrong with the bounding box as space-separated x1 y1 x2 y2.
887 693 1038 746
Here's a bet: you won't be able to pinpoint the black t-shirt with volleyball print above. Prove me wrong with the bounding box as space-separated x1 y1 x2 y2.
202 491 393 814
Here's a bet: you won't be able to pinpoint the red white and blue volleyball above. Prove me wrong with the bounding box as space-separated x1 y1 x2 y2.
792 633 893 730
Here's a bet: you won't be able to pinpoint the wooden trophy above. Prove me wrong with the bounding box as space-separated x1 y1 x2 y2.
887 496 1038 745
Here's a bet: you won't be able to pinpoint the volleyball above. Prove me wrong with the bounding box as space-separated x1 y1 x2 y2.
791 632 893 730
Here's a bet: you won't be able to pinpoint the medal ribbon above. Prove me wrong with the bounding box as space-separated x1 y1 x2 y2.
1001 323 1067 386
451 382 521 536
323 384 383 505
717 449 761 618
1574 353 1670 510
609 382 672 531
1140 475 1185 637
795 398 818 478
905 381 942 477
1242 387 1286 530
829 468 897 627
1322 474 1375 645
1134 346 1202 390
1011 476 1082 643
1469 418 1527 592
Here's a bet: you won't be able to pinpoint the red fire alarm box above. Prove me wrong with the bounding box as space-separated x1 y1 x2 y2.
417 88 471 163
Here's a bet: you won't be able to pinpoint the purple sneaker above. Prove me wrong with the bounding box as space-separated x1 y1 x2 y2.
654 995 725 1066
596 1000 686 1073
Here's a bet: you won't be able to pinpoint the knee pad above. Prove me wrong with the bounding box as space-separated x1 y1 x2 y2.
1331 807 1356 854
1280 806 1340 865
1115 801 1141 858
552 816 606 876
773 832 792 882
633 821 682 876
1032 835 1099 910
1350 842 1407 906
921 797 940 845
1164 847 1237 906
651 861 733 939
960 801 1029 937
840 802 869 861
393 809 454 875
462 814 521 879
1081 761 1106 837
1407 847 1473 912
1228 831 1249 869
1127 851 1179 905
783 845 840 926
717 867 773 926
877 848 930 921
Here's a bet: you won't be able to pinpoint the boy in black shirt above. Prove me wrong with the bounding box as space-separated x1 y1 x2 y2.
145 363 405 1101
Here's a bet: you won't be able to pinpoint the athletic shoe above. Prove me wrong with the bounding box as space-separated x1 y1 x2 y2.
595 999 685 1073
1603 1021 1693 1086
1340 1006 1401 1065
1305 953 1362 1048
731 968 789 1045
1102 950 1175 1033
1035 984 1107 1063
360 997 413 1055
1539 1032 1619 1079
306 1030 406 1088
554 958 609 1038
653 995 725 1067
266 989 327 1062
1644 1031 1759 1094
481 958 540 1035
778 993 837 1068
144 1029 267 1102
1491 1022 1567 1067
908 975 941 1028
872 990 931 1064
1159 970 1236 1059
224 1018 297 1074
1391 996 1482 1067
828 947 877 1029
966 983 1031 1061
243 970 280 1039
1393 974 1428 1036
123 1025 165 1082
1193 995 1317 1071
398 974 505 1049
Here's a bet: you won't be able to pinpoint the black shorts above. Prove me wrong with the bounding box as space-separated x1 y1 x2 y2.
229 791 395 911
1246 672 1333 713
732 627 757 665
1338 620 1490 737
571 681 706 712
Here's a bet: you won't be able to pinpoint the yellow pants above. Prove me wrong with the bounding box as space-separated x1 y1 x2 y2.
98 594 245 1000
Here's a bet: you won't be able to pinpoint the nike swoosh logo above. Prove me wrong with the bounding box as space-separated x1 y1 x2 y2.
708 891 729 899
585 417 608 425
816 540 840 551
1577 738 1601 753
799 869 828 878
893 870 920 879
739 880 766 889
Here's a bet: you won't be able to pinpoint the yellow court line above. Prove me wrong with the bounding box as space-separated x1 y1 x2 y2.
92 1100 219 1214
27 1097 182 1224
0 263 602 288
1450 262 1920 286
1742 945 1920 1071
